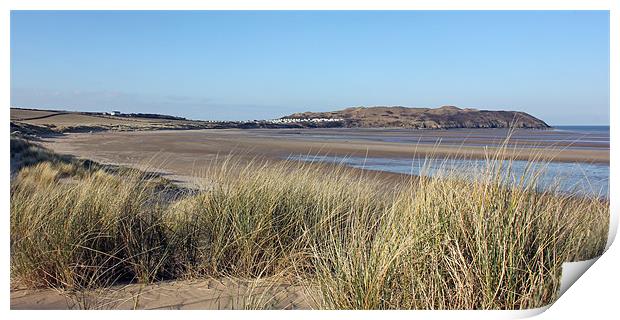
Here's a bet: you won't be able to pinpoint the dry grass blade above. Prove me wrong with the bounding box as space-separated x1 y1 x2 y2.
10 137 609 309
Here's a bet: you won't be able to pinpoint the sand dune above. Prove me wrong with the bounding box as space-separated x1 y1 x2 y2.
11 127 609 310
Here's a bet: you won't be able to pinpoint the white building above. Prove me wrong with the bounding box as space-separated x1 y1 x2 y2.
267 118 344 124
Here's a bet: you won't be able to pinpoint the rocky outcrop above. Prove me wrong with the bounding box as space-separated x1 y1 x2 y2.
285 106 550 129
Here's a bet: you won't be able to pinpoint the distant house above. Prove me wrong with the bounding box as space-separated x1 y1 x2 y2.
108 111 121 116
267 118 344 124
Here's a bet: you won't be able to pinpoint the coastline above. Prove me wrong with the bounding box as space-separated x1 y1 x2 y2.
40 128 609 165
10 130 609 310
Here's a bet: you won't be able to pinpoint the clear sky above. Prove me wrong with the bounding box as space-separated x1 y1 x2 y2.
11 11 609 124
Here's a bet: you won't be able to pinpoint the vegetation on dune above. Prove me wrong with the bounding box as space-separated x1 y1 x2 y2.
10 136 96 175
10 139 608 309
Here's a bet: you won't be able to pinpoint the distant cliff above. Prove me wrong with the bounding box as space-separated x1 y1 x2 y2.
284 106 550 129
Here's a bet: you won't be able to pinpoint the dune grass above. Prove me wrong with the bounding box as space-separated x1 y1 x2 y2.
10 142 608 309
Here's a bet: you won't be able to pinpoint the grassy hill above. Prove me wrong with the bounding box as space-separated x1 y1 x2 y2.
285 105 550 129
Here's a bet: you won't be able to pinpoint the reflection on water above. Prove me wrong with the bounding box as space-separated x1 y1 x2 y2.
256 126 610 150
289 155 609 198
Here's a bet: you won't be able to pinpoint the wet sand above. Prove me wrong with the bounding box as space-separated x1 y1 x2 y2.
28 128 606 190
39 129 608 182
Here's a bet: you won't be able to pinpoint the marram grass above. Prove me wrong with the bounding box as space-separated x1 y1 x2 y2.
10 148 608 309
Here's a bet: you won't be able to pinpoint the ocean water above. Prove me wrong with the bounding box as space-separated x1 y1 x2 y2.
553 125 610 134
274 126 609 197
257 126 610 150
288 154 609 198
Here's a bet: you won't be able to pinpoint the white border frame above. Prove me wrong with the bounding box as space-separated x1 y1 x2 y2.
1 1 616 319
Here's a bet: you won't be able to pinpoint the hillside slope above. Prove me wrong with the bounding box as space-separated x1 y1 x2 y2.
285 106 550 129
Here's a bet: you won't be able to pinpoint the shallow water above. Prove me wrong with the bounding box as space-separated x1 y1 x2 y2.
256 126 610 150
289 154 609 197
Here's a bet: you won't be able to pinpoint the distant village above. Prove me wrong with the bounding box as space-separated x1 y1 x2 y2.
266 118 343 124
104 110 344 125
202 117 345 125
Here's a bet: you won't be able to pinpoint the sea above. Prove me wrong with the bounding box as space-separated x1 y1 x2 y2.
286 126 610 197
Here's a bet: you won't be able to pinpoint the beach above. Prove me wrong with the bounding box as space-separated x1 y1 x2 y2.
37 128 609 185
10 113 611 311
11 278 311 310
11 128 609 310
8 9 612 314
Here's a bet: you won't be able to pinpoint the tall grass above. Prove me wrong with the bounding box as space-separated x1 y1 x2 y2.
10 146 608 309
309 162 608 309
10 162 174 289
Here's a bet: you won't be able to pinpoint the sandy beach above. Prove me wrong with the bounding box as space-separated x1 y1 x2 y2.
11 278 312 310
36 128 608 186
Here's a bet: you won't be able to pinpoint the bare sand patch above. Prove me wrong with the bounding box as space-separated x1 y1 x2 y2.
11 278 312 310
38 129 608 183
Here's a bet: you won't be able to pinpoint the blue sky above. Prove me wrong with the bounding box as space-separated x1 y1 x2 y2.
11 11 609 124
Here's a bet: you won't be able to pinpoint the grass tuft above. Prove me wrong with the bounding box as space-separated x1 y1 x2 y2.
10 141 608 309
